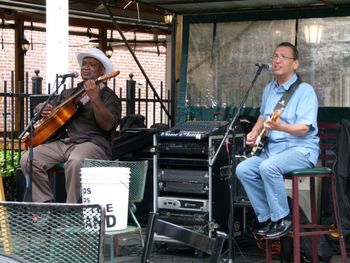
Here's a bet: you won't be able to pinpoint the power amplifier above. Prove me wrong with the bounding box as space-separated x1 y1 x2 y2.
158 196 209 212
158 209 208 226
158 169 209 194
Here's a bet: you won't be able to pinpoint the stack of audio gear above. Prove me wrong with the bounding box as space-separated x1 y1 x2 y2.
157 121 233 157
154 120 245 237
158 120 229 141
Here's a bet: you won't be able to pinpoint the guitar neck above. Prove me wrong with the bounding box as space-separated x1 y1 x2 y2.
54 71 120 109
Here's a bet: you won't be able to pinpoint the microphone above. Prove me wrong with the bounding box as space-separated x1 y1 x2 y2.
255 63 271 70
58 72 79 79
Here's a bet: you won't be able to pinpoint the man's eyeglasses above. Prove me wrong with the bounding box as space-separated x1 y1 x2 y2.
272 54 295 61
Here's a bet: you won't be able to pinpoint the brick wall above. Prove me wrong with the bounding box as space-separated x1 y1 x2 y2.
0 23 168 130
0 23 167 92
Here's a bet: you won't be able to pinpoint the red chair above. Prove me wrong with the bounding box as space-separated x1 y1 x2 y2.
265 122 348 263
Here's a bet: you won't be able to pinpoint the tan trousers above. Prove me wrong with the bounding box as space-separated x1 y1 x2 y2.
20 139 108 203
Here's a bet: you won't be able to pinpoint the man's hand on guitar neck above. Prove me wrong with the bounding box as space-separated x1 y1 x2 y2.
264 116 310 137
264 116 283 132
83 79 101 102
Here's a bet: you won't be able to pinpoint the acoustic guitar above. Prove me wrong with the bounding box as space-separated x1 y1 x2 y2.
249 108 283 156
23 70 120 147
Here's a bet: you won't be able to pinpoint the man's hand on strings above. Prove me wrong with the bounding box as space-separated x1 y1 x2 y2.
246 131 259 147
37 103 53 118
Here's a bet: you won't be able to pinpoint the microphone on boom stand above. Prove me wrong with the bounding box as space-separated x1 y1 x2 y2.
215 63 269 262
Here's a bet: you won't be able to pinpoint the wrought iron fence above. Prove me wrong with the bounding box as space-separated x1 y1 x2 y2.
0 70 172 201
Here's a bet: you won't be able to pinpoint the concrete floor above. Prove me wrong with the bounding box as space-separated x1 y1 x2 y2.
103 231 348 263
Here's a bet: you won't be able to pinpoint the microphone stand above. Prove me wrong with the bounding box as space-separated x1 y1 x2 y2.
18 76 67 201
208 65 265 263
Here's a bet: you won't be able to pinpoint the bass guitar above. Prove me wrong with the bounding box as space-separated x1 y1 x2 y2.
23 70 120 147
249 109 283 156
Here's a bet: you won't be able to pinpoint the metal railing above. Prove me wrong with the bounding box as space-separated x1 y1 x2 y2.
0 70 172 200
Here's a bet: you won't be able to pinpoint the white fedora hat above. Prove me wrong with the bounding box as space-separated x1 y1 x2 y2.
76 47 114 74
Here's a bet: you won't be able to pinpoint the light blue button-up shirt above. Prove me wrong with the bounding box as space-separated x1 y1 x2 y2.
260 73 320 166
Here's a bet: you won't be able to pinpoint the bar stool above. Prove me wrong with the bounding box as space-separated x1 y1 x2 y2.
265 122 348 263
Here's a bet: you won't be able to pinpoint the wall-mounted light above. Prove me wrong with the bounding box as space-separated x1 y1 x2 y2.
21 37 30 55
164 14 173 25
105 43 113 58
304 22 323 44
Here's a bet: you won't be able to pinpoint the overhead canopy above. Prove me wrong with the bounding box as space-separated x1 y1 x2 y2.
0 0 170 34
136 0 350 15
3 1 350 34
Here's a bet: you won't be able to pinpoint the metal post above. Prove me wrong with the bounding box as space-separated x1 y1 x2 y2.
170 15 177 127
126 73 136 115
31 69 42 94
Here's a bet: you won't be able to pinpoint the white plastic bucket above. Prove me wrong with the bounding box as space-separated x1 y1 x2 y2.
80 167 130 176
81 167 130 232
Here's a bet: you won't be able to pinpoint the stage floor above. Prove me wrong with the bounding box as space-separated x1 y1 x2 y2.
105 241 267 263
103 231 346 263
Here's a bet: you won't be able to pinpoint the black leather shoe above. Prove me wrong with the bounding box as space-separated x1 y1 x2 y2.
257 220 273 236
266 218 292 239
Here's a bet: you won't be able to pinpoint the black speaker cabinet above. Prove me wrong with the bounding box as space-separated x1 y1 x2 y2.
233 173 250 207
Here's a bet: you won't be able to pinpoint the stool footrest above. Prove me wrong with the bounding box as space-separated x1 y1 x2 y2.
299 224 334 230
298 230 339 237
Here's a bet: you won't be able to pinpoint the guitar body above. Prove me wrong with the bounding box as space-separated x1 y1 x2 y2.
249 109 283 157
22 70 120 147
23 100 79 147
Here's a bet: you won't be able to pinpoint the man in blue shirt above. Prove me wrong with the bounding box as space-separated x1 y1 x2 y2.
236 42 319 239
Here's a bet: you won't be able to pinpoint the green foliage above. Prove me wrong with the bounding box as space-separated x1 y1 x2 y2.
0 151 23 177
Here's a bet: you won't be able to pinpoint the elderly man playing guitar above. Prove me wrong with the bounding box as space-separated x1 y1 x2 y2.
236 42 319 239
20 47 121 203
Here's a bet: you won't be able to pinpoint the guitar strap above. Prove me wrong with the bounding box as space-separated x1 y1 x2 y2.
273 77 302 112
